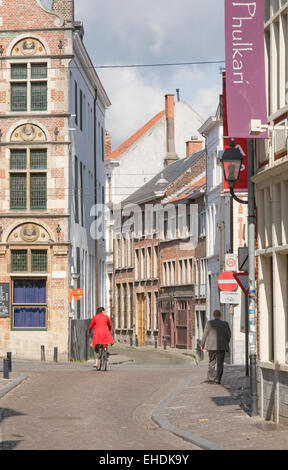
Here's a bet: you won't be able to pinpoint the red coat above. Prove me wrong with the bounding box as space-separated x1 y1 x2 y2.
89 313 114 347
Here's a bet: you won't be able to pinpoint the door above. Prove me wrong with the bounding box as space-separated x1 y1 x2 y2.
136 293 145 346
162 312 171 346
176 301 188 349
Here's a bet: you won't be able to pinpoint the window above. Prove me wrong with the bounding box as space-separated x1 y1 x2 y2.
200 210 206 237
74 81 78 125
10 149 47 210
141 248 145 279
153 245 158 278
129 283 134 328
123 284 127 328
147 292 152 330
12 279 47 329
80 162 84 226
74 156 79 223
154 292 158 331
135 249 139 280
11 63 47 112
101 127 105 161
31 250 48 272
11 249 48 273
147 247 152 279
11 250 28 272
80 89 83 131
117 284 121 328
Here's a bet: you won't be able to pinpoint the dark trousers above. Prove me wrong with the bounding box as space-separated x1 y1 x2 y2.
207 350 225 383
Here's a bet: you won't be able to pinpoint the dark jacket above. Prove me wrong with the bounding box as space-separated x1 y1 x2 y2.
201 319 231 351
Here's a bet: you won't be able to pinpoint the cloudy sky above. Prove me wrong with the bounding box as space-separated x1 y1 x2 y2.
73 0 225 150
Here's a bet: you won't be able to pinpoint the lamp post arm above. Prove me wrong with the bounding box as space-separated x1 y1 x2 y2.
229 184 248 205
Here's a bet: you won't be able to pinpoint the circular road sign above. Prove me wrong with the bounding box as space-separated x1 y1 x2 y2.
217 271 238 292
73 288 84 301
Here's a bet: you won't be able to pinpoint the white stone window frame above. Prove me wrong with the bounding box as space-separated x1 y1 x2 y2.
9 58 50 114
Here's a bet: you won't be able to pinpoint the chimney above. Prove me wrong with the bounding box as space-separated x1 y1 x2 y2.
105 131 111 159
164 94 179 168
186 137 203 157
52 0 74 26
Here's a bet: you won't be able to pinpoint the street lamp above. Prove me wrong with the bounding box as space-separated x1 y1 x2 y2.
221 137 257 417
221 139 248 205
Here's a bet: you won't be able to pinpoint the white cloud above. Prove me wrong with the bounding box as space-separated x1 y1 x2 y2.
149 24 165 55
99 68 165 149
75 0 225 145
191 84 222 120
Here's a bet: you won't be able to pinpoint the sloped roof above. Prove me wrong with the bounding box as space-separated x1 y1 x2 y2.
122 149 206 206
106 110 165 161
165 175 206 204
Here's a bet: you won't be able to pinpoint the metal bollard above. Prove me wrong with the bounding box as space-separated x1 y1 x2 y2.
3 358 9 379
54 347 58 363
130 336 133 347
154 338 157 349
135 335 139 347
7 352 12 372
163 336 167 350
41 345 45 362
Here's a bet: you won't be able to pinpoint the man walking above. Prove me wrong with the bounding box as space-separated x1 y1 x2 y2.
201 310 231 384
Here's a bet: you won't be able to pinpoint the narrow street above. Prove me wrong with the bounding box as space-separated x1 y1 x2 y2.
0 347 200 451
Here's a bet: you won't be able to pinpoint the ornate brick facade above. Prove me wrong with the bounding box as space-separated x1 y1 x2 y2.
0 0 73 360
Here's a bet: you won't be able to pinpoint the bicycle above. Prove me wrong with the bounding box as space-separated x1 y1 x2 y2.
97 344 109 371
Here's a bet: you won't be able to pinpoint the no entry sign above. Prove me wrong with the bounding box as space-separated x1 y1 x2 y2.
217 271 238 292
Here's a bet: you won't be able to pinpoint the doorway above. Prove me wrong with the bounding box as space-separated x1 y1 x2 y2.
136 293 145 346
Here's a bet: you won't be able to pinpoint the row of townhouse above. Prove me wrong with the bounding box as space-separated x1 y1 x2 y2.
252 0 288 425
0 0 110 361
106 90 247 361
113 146 206 349
105 93 207 349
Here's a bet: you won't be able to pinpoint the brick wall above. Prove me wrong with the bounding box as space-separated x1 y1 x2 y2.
52 0 74 25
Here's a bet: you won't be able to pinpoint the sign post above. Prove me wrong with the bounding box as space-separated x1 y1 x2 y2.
225 253 237 271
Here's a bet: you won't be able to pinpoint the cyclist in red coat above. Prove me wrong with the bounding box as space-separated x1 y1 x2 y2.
89 307 114 368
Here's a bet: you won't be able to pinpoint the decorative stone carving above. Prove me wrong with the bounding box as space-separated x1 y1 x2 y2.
11 124 46 142
12 38 46 56
20 224 40 242
7 223 51 244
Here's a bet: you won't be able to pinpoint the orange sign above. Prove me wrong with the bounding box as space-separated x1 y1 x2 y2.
72 288 84 301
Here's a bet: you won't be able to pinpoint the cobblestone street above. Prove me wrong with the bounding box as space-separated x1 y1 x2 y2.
1 345 288 451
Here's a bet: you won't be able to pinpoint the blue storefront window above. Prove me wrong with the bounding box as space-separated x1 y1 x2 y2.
14 307 46 328
13 279 47 328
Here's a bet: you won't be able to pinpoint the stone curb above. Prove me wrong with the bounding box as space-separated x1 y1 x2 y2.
152 376 227 451
0 374 28 399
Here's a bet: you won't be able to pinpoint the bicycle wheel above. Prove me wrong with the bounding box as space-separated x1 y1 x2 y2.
103 350 108 371
97 346 103 370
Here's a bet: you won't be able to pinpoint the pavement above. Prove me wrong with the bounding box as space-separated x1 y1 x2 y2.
1 344 288 450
